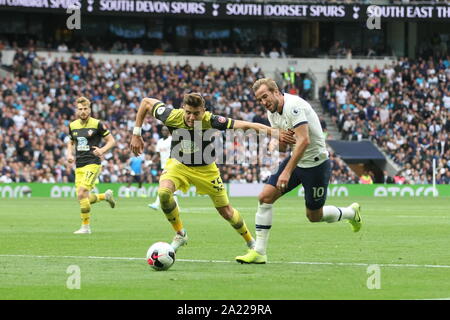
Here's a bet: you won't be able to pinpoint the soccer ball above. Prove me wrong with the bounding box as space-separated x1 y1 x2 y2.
146 242 175 271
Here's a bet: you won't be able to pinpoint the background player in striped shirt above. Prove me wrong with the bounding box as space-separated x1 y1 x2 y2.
67 97 116 234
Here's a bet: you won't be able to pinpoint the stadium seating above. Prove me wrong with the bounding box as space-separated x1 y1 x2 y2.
1 47 448 185
320 57 450 184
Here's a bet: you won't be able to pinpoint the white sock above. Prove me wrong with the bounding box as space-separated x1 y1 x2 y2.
321 205 355 223
255 203 273 255
154 196 160 206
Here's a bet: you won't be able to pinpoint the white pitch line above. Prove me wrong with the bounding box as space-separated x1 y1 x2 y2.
1 254 450 269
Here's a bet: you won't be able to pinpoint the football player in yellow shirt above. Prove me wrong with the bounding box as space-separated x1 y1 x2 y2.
130 93 295 253
67 97 116 234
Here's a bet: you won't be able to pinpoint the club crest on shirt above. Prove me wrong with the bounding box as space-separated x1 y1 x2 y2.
218 116 226 123
88 129 93 136
180 140 200 154
292 108 300 116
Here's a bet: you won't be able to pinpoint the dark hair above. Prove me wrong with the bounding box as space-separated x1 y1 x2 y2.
183 93 205 108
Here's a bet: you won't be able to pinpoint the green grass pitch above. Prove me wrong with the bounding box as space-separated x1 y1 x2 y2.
0 196 449 300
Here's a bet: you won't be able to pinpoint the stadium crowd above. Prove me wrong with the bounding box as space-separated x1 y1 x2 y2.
0 47 357 185
320 56 450 184
0 37 289 61
1 45 448 186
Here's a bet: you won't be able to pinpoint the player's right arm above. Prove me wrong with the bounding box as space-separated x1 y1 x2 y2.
67 140 75 164
130 98 162 156
134 98 161 128
67 125 75 164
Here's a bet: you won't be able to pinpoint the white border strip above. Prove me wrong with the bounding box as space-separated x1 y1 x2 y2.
1 254 450 269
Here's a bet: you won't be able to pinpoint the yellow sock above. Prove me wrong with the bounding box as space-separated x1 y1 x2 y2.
79 198 91 225
158 187 183 233
165 205 183 233
89 193 105 204
228 209 253 243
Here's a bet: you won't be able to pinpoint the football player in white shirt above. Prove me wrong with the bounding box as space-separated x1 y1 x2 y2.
148 126 182 210
236 78 362 264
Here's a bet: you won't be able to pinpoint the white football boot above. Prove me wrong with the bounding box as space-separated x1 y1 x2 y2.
170 231 188 252
105 189 116 208
73 225 91 234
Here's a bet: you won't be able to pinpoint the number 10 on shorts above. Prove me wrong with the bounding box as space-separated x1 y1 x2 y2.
312 187 325 199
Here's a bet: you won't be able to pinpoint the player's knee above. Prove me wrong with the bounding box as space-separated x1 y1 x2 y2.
158 187 174 209
258 193 274 204
306 210 322 223
77 188 89 201
79 198 90 213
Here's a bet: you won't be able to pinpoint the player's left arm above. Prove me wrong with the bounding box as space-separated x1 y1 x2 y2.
92 133 116 157
92 122 116 157
276 124 310 192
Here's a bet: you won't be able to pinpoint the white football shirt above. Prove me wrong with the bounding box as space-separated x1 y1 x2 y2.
156 136 172 169
267 93 328 168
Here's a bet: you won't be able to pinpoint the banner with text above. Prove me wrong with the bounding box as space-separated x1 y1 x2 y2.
0 183 448 198
0 183 209 198
1 1 449 21
292 184 449 198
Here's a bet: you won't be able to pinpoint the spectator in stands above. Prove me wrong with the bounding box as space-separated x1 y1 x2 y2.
0 40 4 65
269 47 280 59
335 86 347 107
341 115 355 140
394 173 406 185
328 41 342 57
303 76 312 100
132 43 144 55
57 43 68 52
367 48 376 57
382 170 394 184
359 170 373 184
259 46 266 58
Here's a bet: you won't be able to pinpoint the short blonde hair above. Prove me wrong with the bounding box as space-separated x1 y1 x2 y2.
252 78 279 93
76 96 91 108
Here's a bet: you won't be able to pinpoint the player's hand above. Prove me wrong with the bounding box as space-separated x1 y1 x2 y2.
279 129 296 145
276 170 291 193
67 155 75 164
130 135 145 156
92 146 104 157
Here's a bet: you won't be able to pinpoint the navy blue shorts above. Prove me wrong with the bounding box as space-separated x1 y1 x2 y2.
128 174 142 184
267 157 331 210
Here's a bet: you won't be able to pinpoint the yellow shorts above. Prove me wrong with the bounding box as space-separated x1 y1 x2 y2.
160 158 229 208
75 164 101 191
